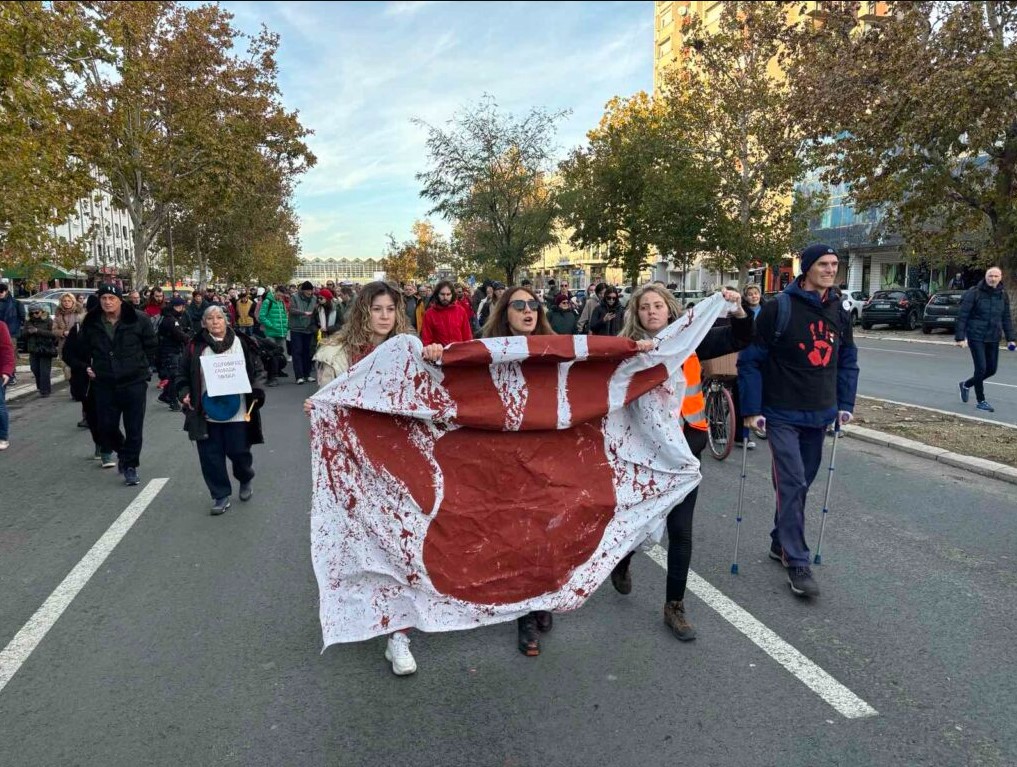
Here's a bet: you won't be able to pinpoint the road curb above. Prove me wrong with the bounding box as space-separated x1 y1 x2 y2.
843 425 1017 485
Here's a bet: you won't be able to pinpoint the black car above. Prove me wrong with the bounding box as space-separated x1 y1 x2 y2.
860 289 929 330
922 290 965 334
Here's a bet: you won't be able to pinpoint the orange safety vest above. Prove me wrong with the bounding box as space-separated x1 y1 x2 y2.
681 353 707 431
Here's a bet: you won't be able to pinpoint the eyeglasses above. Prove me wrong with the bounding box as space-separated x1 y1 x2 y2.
508 299 540 312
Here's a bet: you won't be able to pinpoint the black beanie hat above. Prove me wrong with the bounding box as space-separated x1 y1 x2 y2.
799 243 837 276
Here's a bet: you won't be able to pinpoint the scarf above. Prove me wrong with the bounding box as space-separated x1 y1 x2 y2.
201 326 237 355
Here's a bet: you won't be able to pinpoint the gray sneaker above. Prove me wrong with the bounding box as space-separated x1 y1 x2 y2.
211 497 231 515
239 482 253 502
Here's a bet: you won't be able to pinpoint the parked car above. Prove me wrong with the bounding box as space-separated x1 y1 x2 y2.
860 289 929 330
618 285 636 307
29 287 97 302
671 289 708 309
922 290 966 334
841 290 869 325
763 291 780 303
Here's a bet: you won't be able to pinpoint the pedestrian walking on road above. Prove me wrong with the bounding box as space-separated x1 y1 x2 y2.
289 281 319 385
177 305 264 516
257 286 290 387
577 283 606 334
21 304 59 397
547 293 580 335
305 281 420 675
590 287 625 336
737 244 859 599
157 297 193 411
53 293 85 381
0 281 26 342
419 280 473 346
82 284 158 486
610 285 752 640
955 267 1016 413
0 320 14 451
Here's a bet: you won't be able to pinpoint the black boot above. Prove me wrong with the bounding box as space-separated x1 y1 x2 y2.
517 613 540 656
534 610 553 633
610 555 633 595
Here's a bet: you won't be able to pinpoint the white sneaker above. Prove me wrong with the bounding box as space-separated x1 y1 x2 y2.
384 631 417 676
0 440 9 451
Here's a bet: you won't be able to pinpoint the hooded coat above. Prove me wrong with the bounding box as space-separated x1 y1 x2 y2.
81 301 158 385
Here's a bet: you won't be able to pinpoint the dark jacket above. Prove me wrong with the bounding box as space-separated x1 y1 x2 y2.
158 307 193 351
697 314 755 362
0 294 26 337
590 301 625 336
21 315 59 357
548 306 580 335
955 279 1015 344
737 279 859 428
176 332 265 444
81 302 158 385
185 299 207 328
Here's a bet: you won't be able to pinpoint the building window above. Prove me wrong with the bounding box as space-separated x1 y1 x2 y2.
658 37 672 59
122 225 128 239
660 8 673 28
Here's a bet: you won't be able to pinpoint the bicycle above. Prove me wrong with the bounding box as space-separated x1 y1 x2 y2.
704 376 736 460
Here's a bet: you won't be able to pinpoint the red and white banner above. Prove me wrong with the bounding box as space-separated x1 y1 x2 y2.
310 293 729 645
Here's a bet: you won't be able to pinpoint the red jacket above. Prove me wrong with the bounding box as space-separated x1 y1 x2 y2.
0 321 14 379
420 301 473 346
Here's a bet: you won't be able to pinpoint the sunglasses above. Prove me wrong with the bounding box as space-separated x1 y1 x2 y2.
508 299 540 312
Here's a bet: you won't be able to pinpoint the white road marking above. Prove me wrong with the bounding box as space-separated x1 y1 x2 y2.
985 381 1017 389
0 479 169 695
646 545 878 720
856 346 934 356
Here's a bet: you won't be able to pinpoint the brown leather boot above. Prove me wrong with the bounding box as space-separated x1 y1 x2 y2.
610 559 632 595
663 600 697 641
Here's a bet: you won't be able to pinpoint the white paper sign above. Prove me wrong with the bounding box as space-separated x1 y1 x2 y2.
200 354 252 397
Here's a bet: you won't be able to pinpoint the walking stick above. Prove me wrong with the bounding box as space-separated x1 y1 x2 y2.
731 426 751 575
813 421 841 565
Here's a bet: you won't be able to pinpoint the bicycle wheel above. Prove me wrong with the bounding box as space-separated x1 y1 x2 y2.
706 383 736 460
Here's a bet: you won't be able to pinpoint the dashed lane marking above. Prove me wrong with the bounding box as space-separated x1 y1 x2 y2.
0 479 169 695
646 545 878 720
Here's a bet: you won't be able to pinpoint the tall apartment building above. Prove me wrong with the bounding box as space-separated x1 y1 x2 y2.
652 2 915 295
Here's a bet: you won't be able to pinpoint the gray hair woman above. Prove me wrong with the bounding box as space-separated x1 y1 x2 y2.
176 304 265 515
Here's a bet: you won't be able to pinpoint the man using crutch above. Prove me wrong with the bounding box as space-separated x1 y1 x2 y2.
737 244 859 598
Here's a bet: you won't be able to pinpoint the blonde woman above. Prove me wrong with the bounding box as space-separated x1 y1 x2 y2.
611 284 751 641
52 293 84 379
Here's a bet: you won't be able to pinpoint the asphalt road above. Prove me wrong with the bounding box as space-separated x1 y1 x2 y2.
1 382 1015 766
855 334 1017 423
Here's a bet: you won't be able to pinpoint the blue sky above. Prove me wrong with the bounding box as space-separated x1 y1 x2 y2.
221 1 653 261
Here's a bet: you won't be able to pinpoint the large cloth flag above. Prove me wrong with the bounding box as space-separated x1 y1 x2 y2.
310 293 730 646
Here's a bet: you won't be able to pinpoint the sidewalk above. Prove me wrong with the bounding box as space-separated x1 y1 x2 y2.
6 363 66 403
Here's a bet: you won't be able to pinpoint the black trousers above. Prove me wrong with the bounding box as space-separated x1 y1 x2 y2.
94 379 147 467
196 421 255 500
964 341 1000 402
615 427 706 603
30 354 52 395
290 332 313 380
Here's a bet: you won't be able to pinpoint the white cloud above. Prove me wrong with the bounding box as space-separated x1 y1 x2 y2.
222 1 654 260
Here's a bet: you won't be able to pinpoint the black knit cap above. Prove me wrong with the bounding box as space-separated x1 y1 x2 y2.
799 243 838 276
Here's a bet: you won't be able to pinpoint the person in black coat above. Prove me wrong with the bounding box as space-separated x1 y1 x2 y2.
176 304 265 515
955 266 1016 412
82 284 158 485
589 287 625 336
156 298 193 411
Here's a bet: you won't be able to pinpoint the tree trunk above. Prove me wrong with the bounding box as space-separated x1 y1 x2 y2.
132 225 149 288
197 235 207 288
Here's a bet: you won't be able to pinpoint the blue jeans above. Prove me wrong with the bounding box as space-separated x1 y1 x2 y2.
0 378 8 440
964 341 999 402
767 421 827 567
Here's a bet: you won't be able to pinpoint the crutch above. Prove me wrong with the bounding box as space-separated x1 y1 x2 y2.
813 420 841 565
730 426 751 575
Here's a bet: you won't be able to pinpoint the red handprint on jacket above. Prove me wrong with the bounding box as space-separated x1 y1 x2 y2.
799 321 834 367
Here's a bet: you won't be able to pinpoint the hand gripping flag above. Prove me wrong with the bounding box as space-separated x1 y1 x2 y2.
310 293 730 645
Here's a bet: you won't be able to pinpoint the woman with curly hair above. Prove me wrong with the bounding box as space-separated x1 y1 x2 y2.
304 281 438 677
308 281 412 386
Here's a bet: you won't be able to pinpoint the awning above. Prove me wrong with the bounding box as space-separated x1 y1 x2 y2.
0 262 87 280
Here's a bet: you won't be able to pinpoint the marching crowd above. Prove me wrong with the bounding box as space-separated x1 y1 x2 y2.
3 246 1015 680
